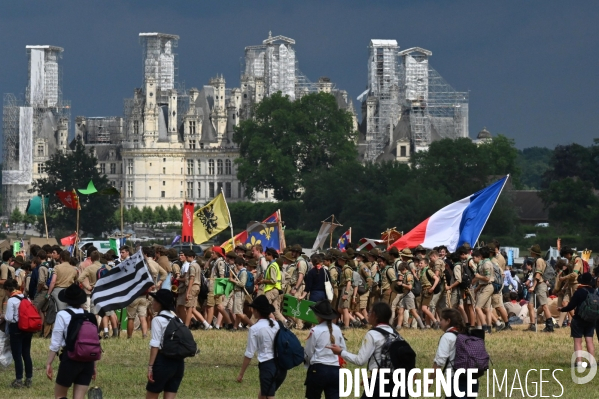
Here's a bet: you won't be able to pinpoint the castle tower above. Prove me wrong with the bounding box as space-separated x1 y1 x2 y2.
167 89 178 143
143 76 158 145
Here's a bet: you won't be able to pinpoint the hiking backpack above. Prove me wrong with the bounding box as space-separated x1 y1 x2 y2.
45 267 54 288
198 273 209 302
424 267 441 294
459 262 473 290
244 270 255 294
16 296 42 333
578 290 599 323
64 309 102 362
449 331 490 379
490 262 504 294
411 276 422 296
541 264 556 285
158 314 198 359
352 270 367 295
96 265 109 281
371 327 416 373
274 321 304 371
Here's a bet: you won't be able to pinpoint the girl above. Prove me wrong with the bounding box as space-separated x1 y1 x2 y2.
304 300 346 399
329 302 406 399
304 254 330 303
146 289 185 399
237 295 287 398
46 283 97 399
558 272 596 368
432 308 478 398
1 278 33 388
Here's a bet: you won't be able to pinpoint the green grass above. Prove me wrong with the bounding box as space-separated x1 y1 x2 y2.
0 326 595 398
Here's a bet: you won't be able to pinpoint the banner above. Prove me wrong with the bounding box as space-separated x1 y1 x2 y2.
61 233 77 246
311 222 338 252
182 201 194 243
192 193 230 244
25 195 49 216
56 190 80 210
78 180 98 195
282 295 318 324
246 222 280 250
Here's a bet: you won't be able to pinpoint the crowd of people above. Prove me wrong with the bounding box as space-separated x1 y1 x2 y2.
0 239 597 398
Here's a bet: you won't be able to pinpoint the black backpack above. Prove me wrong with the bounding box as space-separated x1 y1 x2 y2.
198 273 209 303
424 267 441 294
158 314 198 359
459 263 473 290
371 327 416 373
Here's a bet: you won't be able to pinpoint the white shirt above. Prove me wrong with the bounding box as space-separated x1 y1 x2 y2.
341 324 395 370
244 318 280 363
49 307 85 352
304 322 346 366
150 310 178 348
5 294 24 333
181 261 190 275
433 330 457 372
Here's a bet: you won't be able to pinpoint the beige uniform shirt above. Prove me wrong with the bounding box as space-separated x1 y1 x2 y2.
147 258 167 285
495 253 506 272
533 258 547 283
54 262 78 288
380 266 397 291
38 264 50 291
400 271 414 295
77 261 102 293
340 266 354 294
477 260 494 285
187 262 202 287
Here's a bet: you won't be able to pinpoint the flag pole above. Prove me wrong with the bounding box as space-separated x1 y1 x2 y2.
41 194 49 242
329 215 334 250
277 209 286 250
349 227 352 247
120 189 124 238
221 188 235 248
472 174 510 247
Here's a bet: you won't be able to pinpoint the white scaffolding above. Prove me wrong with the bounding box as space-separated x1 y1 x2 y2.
139 33 179 104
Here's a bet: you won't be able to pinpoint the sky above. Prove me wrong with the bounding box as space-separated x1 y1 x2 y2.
0 1 598 149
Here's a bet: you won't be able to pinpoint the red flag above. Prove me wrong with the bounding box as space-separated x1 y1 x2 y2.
60 233 77 246
182 201 194 243
56 190 79 210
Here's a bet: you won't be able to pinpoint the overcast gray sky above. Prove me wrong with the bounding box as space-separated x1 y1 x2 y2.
1 1 597 149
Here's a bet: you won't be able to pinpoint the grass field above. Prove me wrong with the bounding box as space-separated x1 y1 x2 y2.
0 325 595 399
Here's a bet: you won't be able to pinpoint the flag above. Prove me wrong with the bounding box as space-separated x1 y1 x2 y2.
182 201 194 243
337 229 351 251
60 233 77 246
263 211 279 223
311 222 338 252
221 231 249 253
98 186 120 196
25 196 48 216
246 222 280 250
78 180 98 195
192 193 230 244
381 228 402 244
56 190 80 210
390 176 509 252
171 235 181 246
357 238 384 251
13 242 20 256
91 249 154 313
109 237 126 253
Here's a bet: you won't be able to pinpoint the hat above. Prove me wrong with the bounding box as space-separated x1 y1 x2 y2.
245 249 253 258
105 249 119 260
529 244 542 256
275 257 284 266
203 249 213 260
212 246 225 258
234 244 246 252
226 251 237 259
337 253 350 262
578 272 594 286
400 248 413 258
247 258 258 268
309 300 340 320
281 252 295 262
58 283 87 307
413 245 426 253
290 244 304 254
249 295 275 315
13 255 24 266
356 250 368 259
368 248 380 258
149 289 175 311
488 242 497 251
388 247 399 256
329 249 343 258
462 242 471 250
345 248 356 259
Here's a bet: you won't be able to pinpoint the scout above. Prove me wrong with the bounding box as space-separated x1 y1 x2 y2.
337 253 354 329
472 247 494 333
396 262 425 330
527 244 554 333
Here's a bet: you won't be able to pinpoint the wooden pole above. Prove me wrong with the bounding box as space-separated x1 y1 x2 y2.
329 215 334 249
41 194 49 242
120 189 124 238
222 188 235 248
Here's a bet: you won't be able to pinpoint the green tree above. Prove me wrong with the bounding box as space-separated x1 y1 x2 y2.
540 178 598 232
30 139 118 236
517 147 553 189
155 205 168 223
9 207 23 224
542 144 597 188
480 135 522 188
141 206 155 225
23 213 37 225
129 207 142 223
233 92 358 200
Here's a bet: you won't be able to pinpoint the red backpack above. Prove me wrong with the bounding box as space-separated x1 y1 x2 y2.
16 296 42 333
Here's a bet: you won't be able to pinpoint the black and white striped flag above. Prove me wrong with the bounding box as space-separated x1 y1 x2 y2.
91 249 154 313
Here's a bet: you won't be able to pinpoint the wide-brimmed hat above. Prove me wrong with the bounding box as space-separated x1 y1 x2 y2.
400 248 413 258
578 272 594 286
167 248 178 262
368 248 380 257
281 252 295 262
309 300 339 320
337 253 350 262
356 250 368 259
13 256 24 266
290 244 304 254
212 246 225 258
149 289 175 311
226 251 237 259
58 283 87 307
388 247 399 256
249 295 275 315
345 248 356 259
529 244 542 256
247 258 258 268
413 245 426 254
234 244 246 252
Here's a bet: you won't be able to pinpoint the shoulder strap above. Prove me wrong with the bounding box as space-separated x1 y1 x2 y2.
158 314 173 321
65 308 75 317
371 327 391 336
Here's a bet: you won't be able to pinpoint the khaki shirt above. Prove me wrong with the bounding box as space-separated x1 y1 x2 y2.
328 264 339 287
567 256 584 283
358 261 372 285
38 264 50 291
0 262 11 280
209 258 227 292
157 256 172 273
340 266 354 294
420 267 436 288
380 266 397 291
234 268 248 290
187 261 202 287
477 260 494 285
533 257 547 283
172 263 181 277
78 261 103 293
289 258 308 285
147 258 168 285
400 271 414 294
495 253 506 272
433 259 446 285
54 262 78 288
451 262 462 286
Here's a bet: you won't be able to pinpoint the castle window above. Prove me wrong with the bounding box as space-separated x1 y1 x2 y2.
163 167 166 174
225 182 231 199
37 144 44 156
127 182 133 198
99 163 106 174
225 159 232 175
400 146 407 157
37 163 44 174
197 160 202 175
163 181 166 186
161 191 165 198
187 160 194 175
127 160 133 174
217 159 223 175
197 184 201 198
189 140 196 149
133 120 139 135
209 182 215 198
110 163 116 174
189 121 196 134
187 182 194 199
208 159 215 175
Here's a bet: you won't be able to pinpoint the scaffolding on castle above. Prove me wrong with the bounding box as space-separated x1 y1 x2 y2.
139 33 179 105
83 117 123 144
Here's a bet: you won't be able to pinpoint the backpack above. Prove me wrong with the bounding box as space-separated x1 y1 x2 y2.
198 273 209 302
16 296 42 333
424 267 441 294
411 277 422 297
334 265 342 287
449 331 490 379
223 262 231 278
459 263 473 290
64 309 102 362
490 262 504 294
45 267 54 288
352 270 367 295
371 327 416 373
541 264 556 285
158 314 198 359
578 290 599 323
96 265 109 281
243 270 255 294
274 321 304 371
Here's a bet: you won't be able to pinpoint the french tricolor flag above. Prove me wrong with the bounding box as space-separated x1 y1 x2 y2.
390 176 509 252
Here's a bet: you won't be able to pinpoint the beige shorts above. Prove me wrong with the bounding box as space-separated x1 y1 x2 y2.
264 288 279 305
421 291 433 308
183 285 200 308
286 283 305 298
534 282 548 307
338 290 352 309
476 284 494 309
176 285 188 306
206 291 223 307
399 292 416 310
450 289 464 307
34 291 48 310
491 293 504 309
223 293 234 311
233 291 245 315
358 292 369 310
429 291 442 311
127 296 148 319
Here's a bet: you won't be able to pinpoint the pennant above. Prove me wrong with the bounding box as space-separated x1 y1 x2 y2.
221 231 249 253
78 180 98 195
192 193 230 244
109 238 119 254
25 196 49 216
61 233 77 246
182 202 194 243
246 222 280 251
337 229 351 251
311 222 338 252
56 190 80 210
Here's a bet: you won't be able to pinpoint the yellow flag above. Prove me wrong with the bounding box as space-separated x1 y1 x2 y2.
193 193 231 244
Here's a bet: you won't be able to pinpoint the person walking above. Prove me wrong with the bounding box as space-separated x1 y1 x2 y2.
304 254 330 303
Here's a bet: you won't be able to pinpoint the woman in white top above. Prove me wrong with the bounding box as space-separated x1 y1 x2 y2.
237 295 286 399
1 278 33 388
304 300 346 399
45 283 96 399
433 308 478 398
146 289 185 399
329 302 406 399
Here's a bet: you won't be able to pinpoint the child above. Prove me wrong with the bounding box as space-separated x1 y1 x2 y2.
304 300 346 399
237 295 287 398
1 278 33 388
432 308 479 398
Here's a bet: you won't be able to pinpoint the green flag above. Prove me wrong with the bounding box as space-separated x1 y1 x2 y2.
214 278 235 296
25 196 49 216
98 186 120 196
78 180 98 195
13 242 21 256
282 295 318 324
109 238 119 254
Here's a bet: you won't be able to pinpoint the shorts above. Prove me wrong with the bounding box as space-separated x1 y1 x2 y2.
56 355 94 388
258 359 287 397
382 289 395 305
233 291 245 315
127 296 148 319
476 284 494 309
570 318 595 338
558 290 571 304
358 292 369 310
223 293 234 312
305 363 339 399
436 291 448 311
491 293 504 309
176 286 188 307
184 285 200 308
399 292 416 310
450 289 464 307
421 291 433 308
533 283 548 307
104 310 115 317
146 352 185 393
33 291 48 310
430 291 442 311
338 290 352 310
206 292 223 307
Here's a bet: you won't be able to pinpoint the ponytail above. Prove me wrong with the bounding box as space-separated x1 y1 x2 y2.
326 319 335 345
268 318 274 328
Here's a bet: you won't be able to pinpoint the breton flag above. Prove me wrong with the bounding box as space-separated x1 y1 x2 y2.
91 249 154 313
390 176 509 252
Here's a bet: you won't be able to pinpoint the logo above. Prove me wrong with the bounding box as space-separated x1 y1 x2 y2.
260 226 274 240
197 205 218 234
184 207 193 226
571 350 597 384
248 235 261 247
